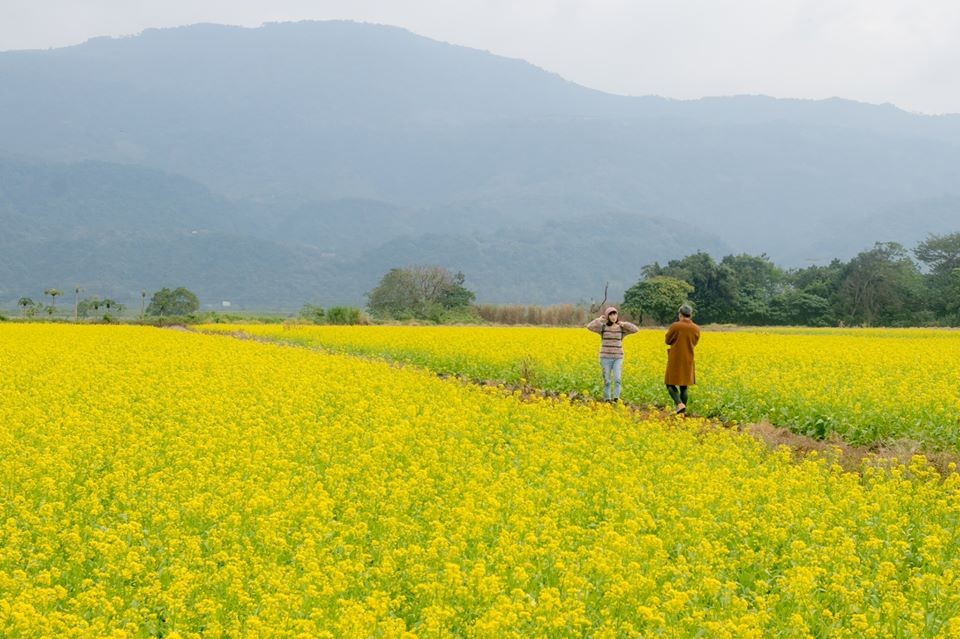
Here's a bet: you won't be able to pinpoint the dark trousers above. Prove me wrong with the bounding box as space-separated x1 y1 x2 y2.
666 385 688 405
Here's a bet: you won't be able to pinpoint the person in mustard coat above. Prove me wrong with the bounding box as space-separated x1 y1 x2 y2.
664 304 700 414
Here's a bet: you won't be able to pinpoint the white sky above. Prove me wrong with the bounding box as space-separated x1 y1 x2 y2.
2 0 959 114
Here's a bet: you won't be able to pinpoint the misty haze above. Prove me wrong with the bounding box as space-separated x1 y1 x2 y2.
2 20 958 311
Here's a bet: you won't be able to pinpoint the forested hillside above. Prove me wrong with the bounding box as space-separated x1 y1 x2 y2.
2 21 958 308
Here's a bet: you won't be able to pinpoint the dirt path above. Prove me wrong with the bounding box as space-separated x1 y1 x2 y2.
183 327 960 476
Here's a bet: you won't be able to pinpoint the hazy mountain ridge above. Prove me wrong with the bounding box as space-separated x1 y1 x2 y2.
0 157 728 306
1 21 958 308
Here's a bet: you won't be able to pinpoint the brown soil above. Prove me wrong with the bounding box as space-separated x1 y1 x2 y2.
738 421 960 474
454 376 960 475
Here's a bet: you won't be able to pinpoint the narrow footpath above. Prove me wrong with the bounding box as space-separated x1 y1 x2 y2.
180 326 960 476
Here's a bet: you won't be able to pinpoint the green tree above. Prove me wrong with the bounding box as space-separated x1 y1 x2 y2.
915 232 960 324
769 290 831 326
146 287 200 318
622 276 694 325
835 243 923 326
367 268 418 319
367 266 476 321
437 271 476 309
721 254 785 325
645 252 738 323
101 299 123 320
44 288 62 311
790 260 846 301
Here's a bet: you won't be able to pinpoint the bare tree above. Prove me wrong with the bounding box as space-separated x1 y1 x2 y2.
589 282 609 316
408 265 456 304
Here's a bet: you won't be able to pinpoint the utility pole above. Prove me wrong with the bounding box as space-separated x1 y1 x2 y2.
140 290 146 321
74 286 82 322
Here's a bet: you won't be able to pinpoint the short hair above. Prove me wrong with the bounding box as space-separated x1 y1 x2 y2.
679 304 693 318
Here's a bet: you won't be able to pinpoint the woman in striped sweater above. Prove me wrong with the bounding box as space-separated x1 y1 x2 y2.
586 307 639 402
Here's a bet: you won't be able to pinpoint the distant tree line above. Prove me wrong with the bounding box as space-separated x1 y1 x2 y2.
624 233 960 327
13 286 200 322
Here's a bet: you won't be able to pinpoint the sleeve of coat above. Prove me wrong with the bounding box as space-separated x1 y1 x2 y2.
693 327 701 346
586 318 604 334
665 325 677 345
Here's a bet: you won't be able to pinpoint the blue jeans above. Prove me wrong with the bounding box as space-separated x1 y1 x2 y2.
599 357 623 400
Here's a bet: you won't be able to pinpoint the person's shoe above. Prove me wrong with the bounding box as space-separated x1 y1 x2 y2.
675 403 686 414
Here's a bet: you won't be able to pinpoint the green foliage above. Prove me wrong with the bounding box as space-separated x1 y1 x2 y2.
77 297 101 319
632 235 960 327
367 269 418 319
43 289 62 308
146 287 200 317
721 254 785 325
622 276 694 325
916 233 960 323
643 253 738 323
326 306 362 325
299 304 326 325
367 266 476 321
18 297 38 318
438 306 484 325
790 260 845 301
835 242 923 326
438 271 476 309
191 311 287 325
769 290 832 326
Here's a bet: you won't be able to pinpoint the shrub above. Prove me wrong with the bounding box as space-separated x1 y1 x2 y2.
439 306 484 325
299 304 326 324
326 306 362 325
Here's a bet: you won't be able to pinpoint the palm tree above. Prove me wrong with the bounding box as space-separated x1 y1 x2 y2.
18 297 34 318
44 289 62 313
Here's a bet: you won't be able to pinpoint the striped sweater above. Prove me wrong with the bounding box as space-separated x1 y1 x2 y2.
586 318 640 358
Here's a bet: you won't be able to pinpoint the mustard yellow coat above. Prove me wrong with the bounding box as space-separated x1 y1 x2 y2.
664 318 701 386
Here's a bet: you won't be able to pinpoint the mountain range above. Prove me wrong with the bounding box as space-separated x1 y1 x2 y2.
1 21 958 309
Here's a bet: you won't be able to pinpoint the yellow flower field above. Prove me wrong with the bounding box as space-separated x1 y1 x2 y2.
4 324 960 637
199 324 960 449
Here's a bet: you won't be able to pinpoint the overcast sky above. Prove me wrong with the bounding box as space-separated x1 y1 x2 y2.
3 0 959 114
